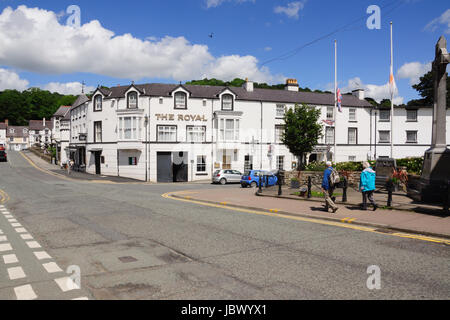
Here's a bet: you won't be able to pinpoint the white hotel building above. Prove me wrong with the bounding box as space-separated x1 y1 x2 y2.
68 79 450 182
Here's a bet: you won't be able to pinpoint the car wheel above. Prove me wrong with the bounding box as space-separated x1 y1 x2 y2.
251 182 258 188
220 179 227 185
241 183 248 188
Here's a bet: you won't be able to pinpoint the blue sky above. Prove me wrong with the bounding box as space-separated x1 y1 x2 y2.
0 0 449 104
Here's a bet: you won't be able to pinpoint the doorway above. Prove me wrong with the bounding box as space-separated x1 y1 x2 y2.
94 151 101 175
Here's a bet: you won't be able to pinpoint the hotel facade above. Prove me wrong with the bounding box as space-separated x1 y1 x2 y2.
67 79 450 182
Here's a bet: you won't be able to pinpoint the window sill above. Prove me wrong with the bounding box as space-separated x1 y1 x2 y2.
379 120 391 122
196 173 208 176
406 142 418 144
406 120 418 123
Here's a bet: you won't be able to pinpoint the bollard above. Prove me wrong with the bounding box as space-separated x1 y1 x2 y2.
277 172 283 196
307 176 312 199
342 177 348 203
387 180 393 207
258 174 262 194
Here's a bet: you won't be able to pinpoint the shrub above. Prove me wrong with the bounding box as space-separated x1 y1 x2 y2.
304 162 327 172
396 157 423 175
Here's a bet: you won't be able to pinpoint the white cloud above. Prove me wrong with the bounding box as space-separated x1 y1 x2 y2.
264 46 272 52
397 61 431 85
341 77 404 105
42 82 96 95
274 1 306 20
205 0 255 9
0 5 281 84
425 9 450 33
0 68 29 91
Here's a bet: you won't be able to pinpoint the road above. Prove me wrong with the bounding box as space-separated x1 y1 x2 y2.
0 151 449 300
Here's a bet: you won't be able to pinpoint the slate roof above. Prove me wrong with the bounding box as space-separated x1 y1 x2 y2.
71 94 90 109
0 123 7 130
53 106 71 118
89 83 373 108
6 126 29 138
29 120 53 131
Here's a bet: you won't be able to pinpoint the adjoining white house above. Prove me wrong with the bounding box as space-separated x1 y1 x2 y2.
68 79 450 182
51 106 71 165
29 119 53 149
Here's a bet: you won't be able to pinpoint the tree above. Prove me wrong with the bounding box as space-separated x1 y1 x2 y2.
410 70 450 106
282 104 323 170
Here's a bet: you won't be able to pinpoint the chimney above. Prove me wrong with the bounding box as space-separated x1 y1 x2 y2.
4 119 8 126
352 89 365 100
285 79 299 92
243 78 254 92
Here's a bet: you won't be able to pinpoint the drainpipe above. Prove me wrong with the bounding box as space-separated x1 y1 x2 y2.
211 99 215 178
260 101 263 170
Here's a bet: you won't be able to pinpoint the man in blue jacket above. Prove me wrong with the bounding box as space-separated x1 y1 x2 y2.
360 161 378 211
322 161 339 213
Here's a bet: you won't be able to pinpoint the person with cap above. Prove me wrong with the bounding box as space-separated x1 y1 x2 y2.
322 161 339 213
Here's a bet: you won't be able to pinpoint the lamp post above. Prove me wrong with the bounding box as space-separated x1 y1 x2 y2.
374 110 378 160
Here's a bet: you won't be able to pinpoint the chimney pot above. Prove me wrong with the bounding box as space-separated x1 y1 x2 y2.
352 89 365 100
285 78 299 92
243 79 254 92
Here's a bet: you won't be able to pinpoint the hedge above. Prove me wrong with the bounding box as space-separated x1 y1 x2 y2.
303 157 423 175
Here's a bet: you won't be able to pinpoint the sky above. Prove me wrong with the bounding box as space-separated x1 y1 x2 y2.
0 0 449 104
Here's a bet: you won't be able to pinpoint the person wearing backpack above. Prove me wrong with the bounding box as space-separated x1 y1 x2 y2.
360 161 378 211
322 161 339 213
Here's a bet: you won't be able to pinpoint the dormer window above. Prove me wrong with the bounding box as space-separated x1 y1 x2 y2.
174 92 187 109
94 95 103 111
128 92 138 109
222 94 234 111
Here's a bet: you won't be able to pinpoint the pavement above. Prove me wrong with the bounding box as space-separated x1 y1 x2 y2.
169 186 450 240
1 150 449 300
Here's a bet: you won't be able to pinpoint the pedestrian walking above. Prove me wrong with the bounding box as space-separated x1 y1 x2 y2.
322 161 339 213
360 161 378 211
68 159 74 175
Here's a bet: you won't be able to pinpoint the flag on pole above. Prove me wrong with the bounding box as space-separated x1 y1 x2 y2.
337 88 343 113
389 62 397 96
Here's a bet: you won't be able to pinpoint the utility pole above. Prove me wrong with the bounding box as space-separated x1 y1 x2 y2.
334 39 338 163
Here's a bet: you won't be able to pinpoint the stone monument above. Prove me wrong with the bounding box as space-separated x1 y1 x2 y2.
409 36 450 204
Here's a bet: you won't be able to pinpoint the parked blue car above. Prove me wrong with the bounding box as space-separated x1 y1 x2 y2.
241 170 278 188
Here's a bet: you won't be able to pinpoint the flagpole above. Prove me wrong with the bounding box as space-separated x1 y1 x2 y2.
390 22 394 159
334 39 337 163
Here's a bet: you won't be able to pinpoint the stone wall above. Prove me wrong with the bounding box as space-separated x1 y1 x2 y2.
284 170 362 188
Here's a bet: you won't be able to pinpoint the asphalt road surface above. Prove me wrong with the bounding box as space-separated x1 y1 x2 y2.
0 151 449 300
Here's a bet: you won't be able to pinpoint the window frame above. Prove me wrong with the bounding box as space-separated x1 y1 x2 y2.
94 95 103 112
276 104 286 118
406 130 418 144
127 91 138 109
379 130 391 144
276 155 285 171
326 106 334 121
221 94 234 111
275 125 285 144
174 92 187 110
94 121 102 143
196 155 207 173
379 110 391 122
349 108 357 122
348 127 358 145
157 125 178 143
186 126 206 143
406 109 418 122
325 127 335 145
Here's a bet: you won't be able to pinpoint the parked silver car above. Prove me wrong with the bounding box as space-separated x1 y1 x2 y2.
212 170 243 185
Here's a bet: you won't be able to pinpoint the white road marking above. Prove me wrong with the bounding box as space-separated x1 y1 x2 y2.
20 234 33 240
26 241 41 249
0 243 13 252
8 266 26 280
42 262 63 274
54 277 80 292
0 235 7 242
34 251 51 260
14 285 37 300
15 228 27 234
11 223 22 228
4 215 13 219
8 219 18 223
3 254 18 264
73 297 89 300
0 229 3 234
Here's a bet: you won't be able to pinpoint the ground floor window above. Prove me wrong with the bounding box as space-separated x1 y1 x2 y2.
197 155 206 172
277 156 285 171
244 155 253 171
348 156 356 161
